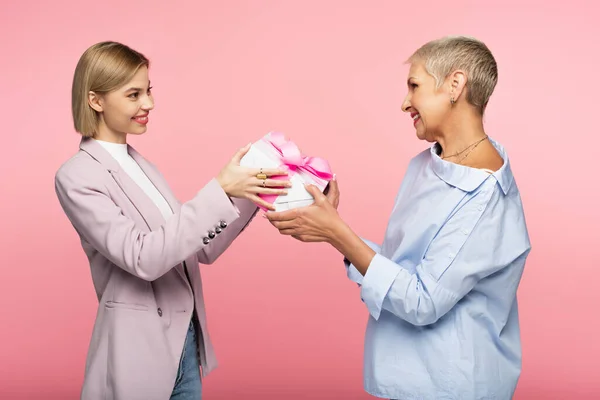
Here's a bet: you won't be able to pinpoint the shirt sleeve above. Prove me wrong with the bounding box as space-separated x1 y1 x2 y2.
344 238 381 286
359 186 531 325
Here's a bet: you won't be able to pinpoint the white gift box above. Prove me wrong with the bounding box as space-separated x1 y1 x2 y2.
239 132 332 211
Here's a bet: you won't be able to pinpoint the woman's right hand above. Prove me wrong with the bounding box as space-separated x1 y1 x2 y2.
216 143 291 211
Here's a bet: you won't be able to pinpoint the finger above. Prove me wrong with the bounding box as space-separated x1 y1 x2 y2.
292 234 322 242
231 143 253 164
304 184 326 202
325 179 339 201
250 187 289 196
254 178 292 188
249 167 289 177
269 219 297 230
326 179 340 208
248 194 276 211
265 209 298 222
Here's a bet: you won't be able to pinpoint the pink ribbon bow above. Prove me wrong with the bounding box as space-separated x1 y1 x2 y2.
254 132 333 211
262 132 333 180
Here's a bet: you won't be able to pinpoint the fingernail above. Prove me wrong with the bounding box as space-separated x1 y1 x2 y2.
333 173 337 181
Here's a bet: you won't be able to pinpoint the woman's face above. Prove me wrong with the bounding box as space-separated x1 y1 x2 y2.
401 62 452 142
91 66 154 140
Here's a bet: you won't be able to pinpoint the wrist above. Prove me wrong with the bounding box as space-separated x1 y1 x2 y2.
216 175 230 196
327 215 350 250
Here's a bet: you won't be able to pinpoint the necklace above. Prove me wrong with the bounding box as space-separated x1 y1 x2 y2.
441 135 489 162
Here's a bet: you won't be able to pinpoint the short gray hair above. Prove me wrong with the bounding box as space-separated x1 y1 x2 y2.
407 36 498 114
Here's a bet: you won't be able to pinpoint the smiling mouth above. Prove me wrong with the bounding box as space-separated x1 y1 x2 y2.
132 115 149 124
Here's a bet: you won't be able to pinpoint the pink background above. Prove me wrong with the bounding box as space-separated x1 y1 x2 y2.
1 0 599 398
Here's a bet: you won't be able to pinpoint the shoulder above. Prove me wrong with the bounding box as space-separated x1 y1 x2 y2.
473 180 531 250
55 150 110 190
405 147 432 172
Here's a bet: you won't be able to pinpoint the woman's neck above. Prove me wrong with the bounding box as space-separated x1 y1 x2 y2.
94 122 127 144
435 115 487 159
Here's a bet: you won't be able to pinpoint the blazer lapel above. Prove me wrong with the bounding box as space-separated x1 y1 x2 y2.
79 138 189 283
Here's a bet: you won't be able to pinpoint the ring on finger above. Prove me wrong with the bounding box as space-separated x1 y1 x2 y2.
256 169 268 180
262 179 266 187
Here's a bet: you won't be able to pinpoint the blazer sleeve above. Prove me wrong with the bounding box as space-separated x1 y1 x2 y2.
55 161 243 281
196 198 258 264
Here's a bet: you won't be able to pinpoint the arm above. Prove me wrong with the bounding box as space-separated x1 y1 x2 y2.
55 163 242 282
331 187 531 325
196 198 259 264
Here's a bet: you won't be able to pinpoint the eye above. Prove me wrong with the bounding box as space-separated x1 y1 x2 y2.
410 83 418 89
128 92 139 99
147 86 153 95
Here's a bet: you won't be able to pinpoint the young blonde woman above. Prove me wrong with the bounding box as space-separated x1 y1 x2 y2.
268 36 532 399
55 41 290 400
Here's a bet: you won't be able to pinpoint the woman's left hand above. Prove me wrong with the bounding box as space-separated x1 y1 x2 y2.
266 181 341 243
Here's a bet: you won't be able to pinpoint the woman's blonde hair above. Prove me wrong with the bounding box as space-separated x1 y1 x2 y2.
407 36 498 114
71 41 150 137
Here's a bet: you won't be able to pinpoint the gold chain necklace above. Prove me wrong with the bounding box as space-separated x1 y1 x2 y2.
441 135 489 161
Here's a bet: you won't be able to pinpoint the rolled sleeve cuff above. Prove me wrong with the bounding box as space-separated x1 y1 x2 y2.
360 254 401 320
344 258 364 285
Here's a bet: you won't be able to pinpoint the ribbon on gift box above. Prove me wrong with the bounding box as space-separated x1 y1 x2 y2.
256 132 333 210
262 132 333 180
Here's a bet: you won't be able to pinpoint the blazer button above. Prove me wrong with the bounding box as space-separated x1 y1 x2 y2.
219 220 227 229
208 231 216 239
203 237 210 245
215 227 222 234
157 307 163 317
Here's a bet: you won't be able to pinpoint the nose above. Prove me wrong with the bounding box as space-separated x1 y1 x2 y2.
142 95 154 111
401 94 411 113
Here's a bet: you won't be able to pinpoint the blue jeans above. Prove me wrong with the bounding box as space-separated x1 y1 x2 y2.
170 321 202 400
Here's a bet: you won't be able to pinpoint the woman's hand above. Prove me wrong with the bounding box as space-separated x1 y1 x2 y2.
266 179 341 243
217 143 291 211
267 178 375 274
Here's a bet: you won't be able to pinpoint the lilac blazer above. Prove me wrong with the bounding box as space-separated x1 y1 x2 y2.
55 138 258 400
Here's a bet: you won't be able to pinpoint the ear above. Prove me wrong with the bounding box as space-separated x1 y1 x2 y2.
448 70 467 103
88 91 104 113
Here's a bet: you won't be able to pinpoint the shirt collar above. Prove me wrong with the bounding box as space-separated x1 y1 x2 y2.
430 137 514 195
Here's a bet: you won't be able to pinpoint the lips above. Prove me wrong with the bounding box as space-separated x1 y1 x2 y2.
411 112 421 125
132 114 149 125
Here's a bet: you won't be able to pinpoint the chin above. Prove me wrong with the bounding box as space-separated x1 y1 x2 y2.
128 127 148 136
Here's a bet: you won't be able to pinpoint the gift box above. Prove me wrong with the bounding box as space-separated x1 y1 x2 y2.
239 132 333 211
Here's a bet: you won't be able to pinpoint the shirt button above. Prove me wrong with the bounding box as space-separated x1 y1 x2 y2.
462 229 469 235
448 253 455 258
157 307 163 317
478 205 484 211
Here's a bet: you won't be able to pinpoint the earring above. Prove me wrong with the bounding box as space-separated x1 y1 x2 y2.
450 96 455 105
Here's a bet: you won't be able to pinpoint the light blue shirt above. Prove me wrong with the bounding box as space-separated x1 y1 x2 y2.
345 138 531 399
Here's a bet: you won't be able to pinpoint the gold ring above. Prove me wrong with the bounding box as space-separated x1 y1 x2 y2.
256 172 268 180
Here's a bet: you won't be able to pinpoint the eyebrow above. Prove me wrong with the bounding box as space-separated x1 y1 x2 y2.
125 81 151 92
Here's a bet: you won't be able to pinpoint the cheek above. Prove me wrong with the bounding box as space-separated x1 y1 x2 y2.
104 103 137 127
